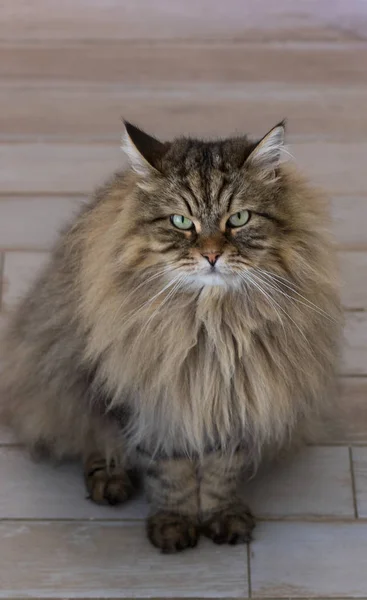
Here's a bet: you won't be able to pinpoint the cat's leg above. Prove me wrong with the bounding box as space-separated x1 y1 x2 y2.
83 417 138 506
141 454 200 553
200 450 255 545
84 452 136 506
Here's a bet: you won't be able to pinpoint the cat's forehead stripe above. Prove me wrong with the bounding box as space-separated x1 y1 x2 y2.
172 144 233 215
181 174 233 218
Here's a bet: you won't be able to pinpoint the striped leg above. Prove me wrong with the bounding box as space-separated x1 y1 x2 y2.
142 456 200 553
200 451 255 545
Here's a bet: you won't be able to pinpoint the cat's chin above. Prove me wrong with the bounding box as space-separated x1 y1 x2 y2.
184 272 238 289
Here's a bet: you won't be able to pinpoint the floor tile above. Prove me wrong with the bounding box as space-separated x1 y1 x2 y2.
320 377 367 444
2 43 367 86
250 521 367 597
0 445 354 521
0 312 7 377
293 141 367 195
0 521 248 598
343 312 367 375
3 0 366 42
0 426 16 444
244 446 354 518
0 196 84 250
0 143 122 194
0 446 148 520
332 197 367 248
3 85 367 142
0 311 5 334
2 251 49 310
352 446 367 518
1 142 367 195
340 252 367 309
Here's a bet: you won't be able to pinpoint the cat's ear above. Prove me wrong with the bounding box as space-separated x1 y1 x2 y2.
245 121 286 172
122 120 170 176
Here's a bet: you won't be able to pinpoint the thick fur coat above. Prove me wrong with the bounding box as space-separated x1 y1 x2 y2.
0 122 342 551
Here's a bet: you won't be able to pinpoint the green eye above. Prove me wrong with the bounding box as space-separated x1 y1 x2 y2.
227 210 250 228
171 215 194 230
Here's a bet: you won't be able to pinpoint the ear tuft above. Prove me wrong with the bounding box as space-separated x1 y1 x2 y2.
246 121 286 171
122 120 169 176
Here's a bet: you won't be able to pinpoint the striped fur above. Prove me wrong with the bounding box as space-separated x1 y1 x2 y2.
0 123 342 551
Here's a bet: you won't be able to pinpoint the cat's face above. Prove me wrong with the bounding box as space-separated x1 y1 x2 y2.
122 121 294 290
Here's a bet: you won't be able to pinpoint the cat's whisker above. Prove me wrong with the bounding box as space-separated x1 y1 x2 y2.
246 271 315 353
121 273 183 330
258 275 330 320
262 271 338 322
237 271 288 344
124 260 181 293
257 269 297 288
115 263 180 316
227 267 256 311
279 146 295 161
242 272 294 344
131 274 188 352
252 268 336 322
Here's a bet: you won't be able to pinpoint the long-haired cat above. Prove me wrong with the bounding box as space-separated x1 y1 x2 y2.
0 121 341 552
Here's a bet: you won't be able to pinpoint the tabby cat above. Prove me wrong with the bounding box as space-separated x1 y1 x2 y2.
0 121 341 552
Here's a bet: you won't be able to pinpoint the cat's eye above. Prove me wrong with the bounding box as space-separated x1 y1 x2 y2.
227 210 251 228
170 215 194 230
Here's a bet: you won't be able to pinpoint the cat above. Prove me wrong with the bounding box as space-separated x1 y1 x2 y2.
0 121 342 552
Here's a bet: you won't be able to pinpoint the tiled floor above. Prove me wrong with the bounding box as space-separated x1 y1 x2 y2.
0 1 367 598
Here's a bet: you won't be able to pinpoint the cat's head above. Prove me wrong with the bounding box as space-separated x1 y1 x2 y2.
120 121 315 290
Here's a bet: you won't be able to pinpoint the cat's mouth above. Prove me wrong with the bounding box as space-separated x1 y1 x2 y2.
171 259 244 289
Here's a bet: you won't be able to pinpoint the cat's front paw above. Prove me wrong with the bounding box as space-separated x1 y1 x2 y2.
202 503 255 545
84 456 135 506
147 511 199 553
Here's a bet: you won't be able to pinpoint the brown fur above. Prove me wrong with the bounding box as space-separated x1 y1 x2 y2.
0 122 342 551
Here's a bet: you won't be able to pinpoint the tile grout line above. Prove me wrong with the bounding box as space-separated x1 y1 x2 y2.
1 597 362 600
0 596 367 600
313 441 367 447
4 441 367 449
0 191 89 199
0 247 50 254
247 543 252 599
349 446 359 518
1 134 367 145
7 441 367 448
2 516 367 524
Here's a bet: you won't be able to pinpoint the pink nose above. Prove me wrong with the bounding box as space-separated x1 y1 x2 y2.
201 252 221 267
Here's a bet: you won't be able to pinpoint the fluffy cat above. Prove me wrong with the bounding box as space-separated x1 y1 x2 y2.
0 121 341 552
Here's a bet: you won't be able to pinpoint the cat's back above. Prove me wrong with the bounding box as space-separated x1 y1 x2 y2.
2 168 131 341
0 172 134 452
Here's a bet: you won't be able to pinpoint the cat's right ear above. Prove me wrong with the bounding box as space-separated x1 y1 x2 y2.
245 122 286 171
122 121 170 176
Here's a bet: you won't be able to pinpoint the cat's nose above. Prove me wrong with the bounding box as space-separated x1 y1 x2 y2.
201 252 221 267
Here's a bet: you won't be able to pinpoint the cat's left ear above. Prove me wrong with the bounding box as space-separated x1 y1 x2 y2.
122 120 170 176
245 121 286 171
